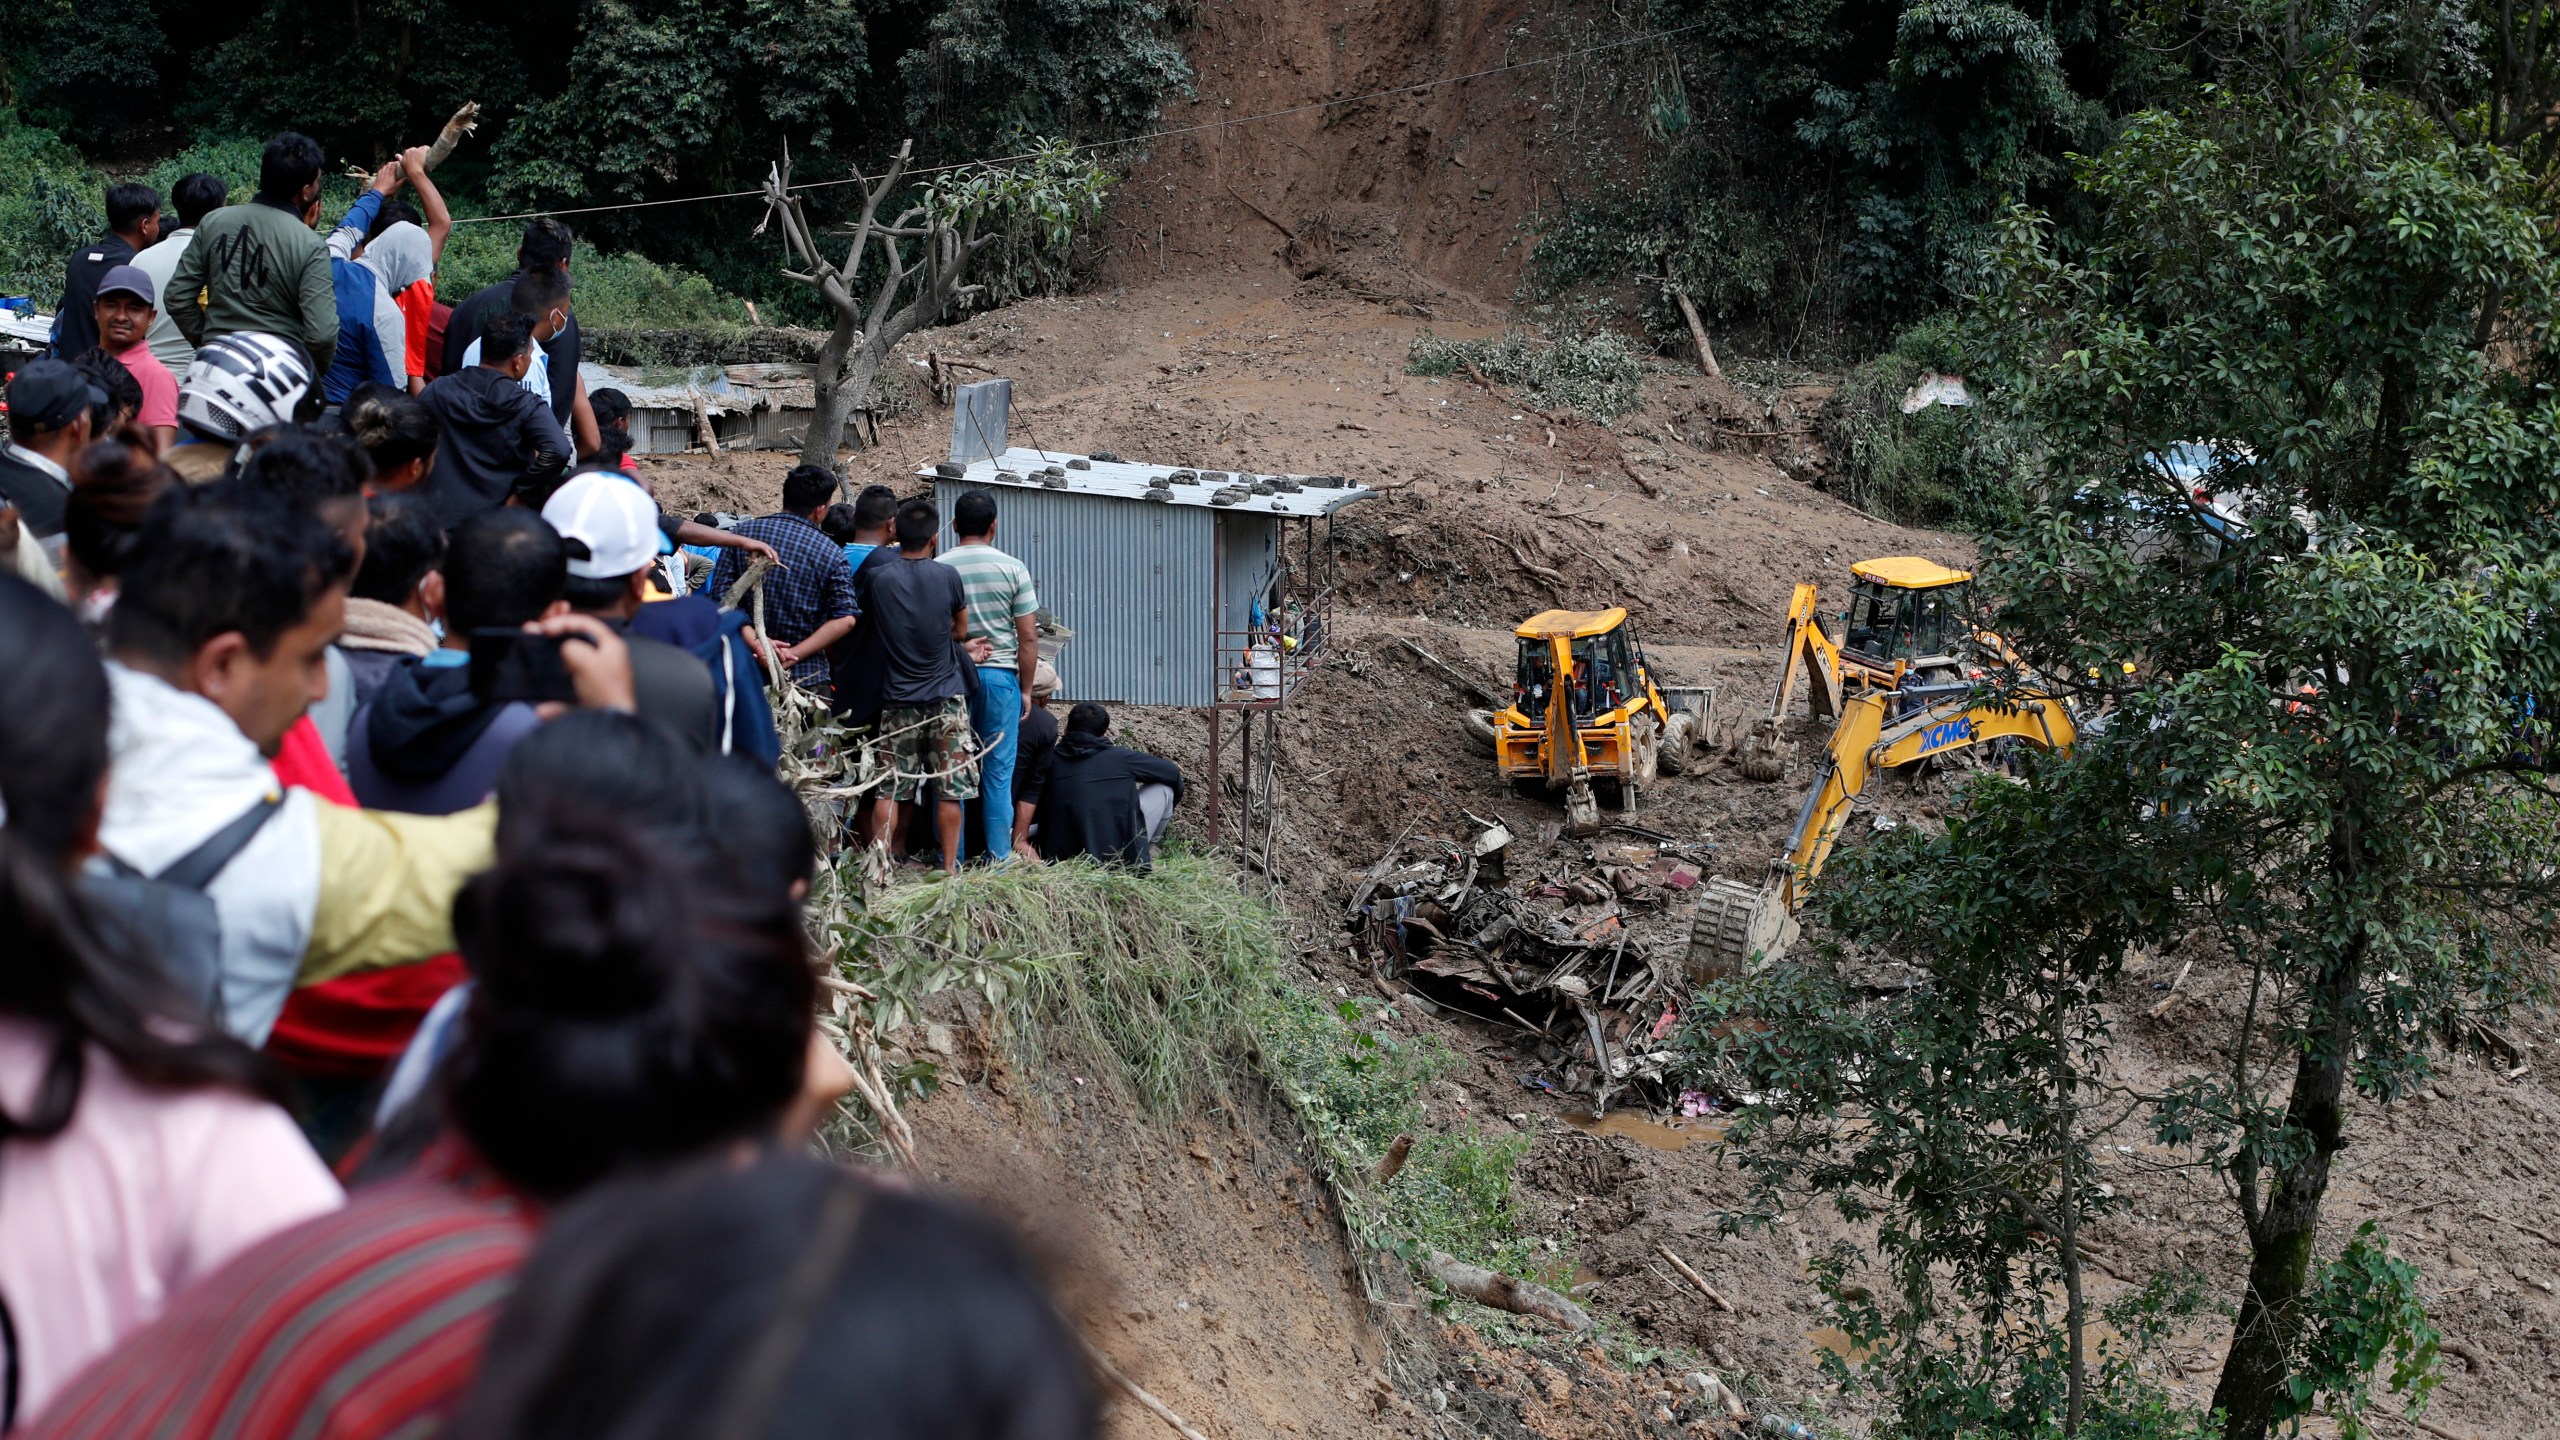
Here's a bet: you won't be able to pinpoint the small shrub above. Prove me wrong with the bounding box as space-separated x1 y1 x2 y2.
137 134 264 209
1820 312 2024 531
1407 328 1648 422
1255 987 1536 1275
0 114 102 308
818 855 1535 1277
432 225 754 333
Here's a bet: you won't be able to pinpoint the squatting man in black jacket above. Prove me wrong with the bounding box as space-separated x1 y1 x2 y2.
1030 702 1184 870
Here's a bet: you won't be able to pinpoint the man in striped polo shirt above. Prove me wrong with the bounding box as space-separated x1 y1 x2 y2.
937 488 1039 862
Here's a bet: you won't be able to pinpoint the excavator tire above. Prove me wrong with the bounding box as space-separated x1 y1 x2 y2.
1462 708 1500 755
1630 713 1661 788
1659 712 1695 775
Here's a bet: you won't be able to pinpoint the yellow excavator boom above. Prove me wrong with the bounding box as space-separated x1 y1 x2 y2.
1737 584 1848 781
1774 583 1845 723
1775 690 2076 911
1688 688 2078 977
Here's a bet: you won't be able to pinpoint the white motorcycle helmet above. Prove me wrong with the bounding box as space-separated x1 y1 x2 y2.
177 333 313 442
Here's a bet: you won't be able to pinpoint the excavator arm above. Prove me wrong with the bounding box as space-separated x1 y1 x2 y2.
1689 689 2077 978
1738 584 1847 780
1544 637 1603 835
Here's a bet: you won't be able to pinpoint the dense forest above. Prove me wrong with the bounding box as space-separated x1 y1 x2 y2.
0 0 1189 318
7 0 2558 351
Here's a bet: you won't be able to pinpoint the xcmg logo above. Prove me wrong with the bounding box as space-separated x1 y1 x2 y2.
1919 715 1976 752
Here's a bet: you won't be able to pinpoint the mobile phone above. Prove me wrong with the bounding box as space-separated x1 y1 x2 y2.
468 629 581 705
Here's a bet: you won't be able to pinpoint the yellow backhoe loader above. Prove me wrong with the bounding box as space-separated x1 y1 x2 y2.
1735 556 1984 781
1686 685 2077 978
1488 608 1712 836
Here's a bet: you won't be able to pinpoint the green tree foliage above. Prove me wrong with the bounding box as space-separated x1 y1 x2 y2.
924 137 1118 312
1530 0 2129 353
0 112 101 306
0 0 1184 313
1713 74 2549 1439
1680 761 2214 1438
3 4 166 147
895 0 1192 149
1818 311 2028 527
488 0 875 212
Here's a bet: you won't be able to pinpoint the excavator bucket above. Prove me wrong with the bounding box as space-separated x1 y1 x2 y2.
1563 775 1602 837
1685 875 1797 980
1736 718 1790 782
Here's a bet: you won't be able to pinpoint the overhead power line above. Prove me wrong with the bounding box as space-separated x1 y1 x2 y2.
449 19 1708 227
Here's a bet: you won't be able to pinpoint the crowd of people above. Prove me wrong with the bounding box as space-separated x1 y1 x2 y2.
0 130 1207 1438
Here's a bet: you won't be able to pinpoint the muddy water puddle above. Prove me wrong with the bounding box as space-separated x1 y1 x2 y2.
1563 1111 1725 1151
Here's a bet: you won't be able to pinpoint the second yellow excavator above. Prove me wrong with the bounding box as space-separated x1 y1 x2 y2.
1685 685 2078 978
1735 556 1985 780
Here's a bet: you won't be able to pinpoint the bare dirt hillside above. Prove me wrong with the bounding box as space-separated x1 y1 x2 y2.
652 261 2556 1439
638 2 2555 1432
1092 0 1625 304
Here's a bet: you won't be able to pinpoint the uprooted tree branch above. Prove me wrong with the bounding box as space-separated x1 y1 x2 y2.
759 138 1112 471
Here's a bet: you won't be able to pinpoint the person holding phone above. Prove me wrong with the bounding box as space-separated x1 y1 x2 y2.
346 509 625 815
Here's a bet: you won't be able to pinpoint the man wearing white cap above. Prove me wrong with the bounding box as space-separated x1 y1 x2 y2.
542 469 721 752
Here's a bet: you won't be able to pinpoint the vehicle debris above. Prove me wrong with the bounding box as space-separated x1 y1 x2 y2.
1351 822 1701 1113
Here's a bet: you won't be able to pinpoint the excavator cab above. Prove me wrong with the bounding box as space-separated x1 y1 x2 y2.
1839 557 1973 680
1514 625 1638 722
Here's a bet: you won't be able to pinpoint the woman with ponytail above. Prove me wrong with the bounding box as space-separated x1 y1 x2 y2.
27 759 842 1440
0 574 342 1427
339 382 439 495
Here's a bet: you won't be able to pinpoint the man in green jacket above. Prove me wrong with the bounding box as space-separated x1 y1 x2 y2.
169 132 338 383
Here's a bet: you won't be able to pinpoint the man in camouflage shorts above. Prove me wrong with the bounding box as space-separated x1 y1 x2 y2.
880 695 981 806
862 496 980 871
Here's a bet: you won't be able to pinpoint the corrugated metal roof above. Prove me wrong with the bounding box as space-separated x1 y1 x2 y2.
577 362 752 416
1 309 52 349
918 447 1375 519
932 478 1219 707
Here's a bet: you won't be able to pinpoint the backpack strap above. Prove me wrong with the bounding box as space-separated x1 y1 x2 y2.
154 792 285 892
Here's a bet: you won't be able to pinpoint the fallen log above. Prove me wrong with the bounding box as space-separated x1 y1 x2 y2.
1370 1134 1414 1187
1425 1250 1592 1331
1393 637 1503 707
1658 1243 1736 1312
2145 959 2194 1020
1510 545 1569 589
1671 289 1724 382
1078 1335 1214 1440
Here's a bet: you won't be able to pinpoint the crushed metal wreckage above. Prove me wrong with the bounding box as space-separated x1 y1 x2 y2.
1348 820 1714 1117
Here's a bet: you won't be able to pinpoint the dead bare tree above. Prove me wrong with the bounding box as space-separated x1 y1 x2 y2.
761 140 997 470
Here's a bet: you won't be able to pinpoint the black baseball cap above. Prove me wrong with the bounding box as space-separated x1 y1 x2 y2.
6 358 106 432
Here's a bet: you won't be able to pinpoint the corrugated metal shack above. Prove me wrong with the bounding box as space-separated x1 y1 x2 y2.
911 392 1373 710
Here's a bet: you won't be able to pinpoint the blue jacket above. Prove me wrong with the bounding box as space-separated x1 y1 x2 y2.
321 192 404 403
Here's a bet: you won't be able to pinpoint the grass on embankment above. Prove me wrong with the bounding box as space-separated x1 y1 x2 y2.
818 852 1536 1277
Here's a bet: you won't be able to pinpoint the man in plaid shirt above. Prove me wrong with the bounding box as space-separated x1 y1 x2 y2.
701 465 856 691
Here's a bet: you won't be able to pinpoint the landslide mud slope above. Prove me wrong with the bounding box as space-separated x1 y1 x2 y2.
640 0 2558 1427
655 267 2558 1438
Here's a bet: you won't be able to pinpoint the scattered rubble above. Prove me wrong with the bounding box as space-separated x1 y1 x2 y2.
1352 820 1716 1117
